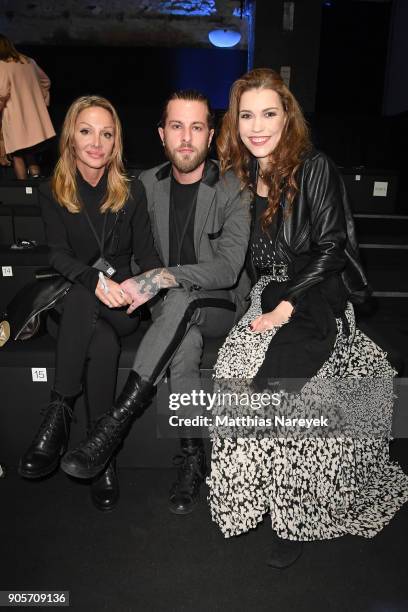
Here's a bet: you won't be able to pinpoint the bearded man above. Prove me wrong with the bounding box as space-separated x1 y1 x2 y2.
61 90 251 515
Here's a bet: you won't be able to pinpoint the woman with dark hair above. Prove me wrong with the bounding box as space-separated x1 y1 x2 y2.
0 33 55 179
207 68 408 567
19 95 162 511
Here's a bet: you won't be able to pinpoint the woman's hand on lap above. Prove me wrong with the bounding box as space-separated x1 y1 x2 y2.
95 278 131 308
250 301 294 332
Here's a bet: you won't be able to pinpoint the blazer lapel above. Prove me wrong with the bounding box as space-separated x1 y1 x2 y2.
153 177 171 266
153 159 219 262
194 183 216 255
193 160 219 254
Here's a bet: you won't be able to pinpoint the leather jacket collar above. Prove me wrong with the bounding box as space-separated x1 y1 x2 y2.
247 150 370 304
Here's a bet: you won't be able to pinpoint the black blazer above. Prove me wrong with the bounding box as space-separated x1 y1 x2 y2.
40 176 162 288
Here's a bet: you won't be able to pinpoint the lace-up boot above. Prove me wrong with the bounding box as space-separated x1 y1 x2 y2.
168 438 207 515
61 371 155 479
19 390 76 479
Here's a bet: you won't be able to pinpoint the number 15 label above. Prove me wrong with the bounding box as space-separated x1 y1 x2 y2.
32 368 47 382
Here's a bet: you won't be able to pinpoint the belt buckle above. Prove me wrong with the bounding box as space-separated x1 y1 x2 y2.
272 263 287 279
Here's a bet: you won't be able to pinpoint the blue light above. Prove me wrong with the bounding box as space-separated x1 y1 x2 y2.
158 1 216 16
208 29 241 48
233 7 251 18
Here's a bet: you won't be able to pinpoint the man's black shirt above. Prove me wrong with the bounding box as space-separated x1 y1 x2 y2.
169 176 199 266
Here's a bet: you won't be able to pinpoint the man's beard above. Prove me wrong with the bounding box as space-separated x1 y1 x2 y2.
165 143 208 174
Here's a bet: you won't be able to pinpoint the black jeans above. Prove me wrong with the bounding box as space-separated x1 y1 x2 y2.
48 283 140 419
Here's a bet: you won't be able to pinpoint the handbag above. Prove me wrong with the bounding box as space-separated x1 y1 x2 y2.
4 268 71 341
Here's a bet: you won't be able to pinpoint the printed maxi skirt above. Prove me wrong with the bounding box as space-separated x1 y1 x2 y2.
207 275 408 540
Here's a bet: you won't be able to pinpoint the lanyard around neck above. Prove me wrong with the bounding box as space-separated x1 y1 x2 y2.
82 207 108 258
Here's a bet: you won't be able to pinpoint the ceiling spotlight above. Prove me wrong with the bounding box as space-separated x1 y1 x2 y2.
208 29 241 48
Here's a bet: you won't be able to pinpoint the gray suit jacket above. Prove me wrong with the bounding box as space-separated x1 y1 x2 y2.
139 159 251 314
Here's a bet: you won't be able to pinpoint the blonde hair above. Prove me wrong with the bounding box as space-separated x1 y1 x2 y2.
218 68 311 229
52 95 130 213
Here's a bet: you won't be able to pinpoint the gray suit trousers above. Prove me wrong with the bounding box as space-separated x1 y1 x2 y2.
132 287 240 396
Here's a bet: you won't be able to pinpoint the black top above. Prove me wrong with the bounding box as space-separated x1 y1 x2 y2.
40 170 162 292
75 171 110 289
250 194 279 270
77 169 106 242
168 176 199 267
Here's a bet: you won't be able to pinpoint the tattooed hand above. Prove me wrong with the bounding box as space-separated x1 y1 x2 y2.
120 268 178 314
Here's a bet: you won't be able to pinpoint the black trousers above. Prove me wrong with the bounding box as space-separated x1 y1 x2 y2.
48 284 140 419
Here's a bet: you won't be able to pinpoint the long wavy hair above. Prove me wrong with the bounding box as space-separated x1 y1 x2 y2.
218 68 311 230
0 34 26 63
52 95 130 214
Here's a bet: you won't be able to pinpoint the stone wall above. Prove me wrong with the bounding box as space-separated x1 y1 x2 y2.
1 0 248 48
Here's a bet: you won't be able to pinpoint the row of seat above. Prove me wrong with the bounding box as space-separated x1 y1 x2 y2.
0 177 219 467
1 172 406 469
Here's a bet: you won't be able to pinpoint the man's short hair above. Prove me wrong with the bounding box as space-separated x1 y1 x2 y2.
159 89 214 130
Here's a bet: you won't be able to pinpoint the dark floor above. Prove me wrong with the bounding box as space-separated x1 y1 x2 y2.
2 443 408 612
2 228 408 611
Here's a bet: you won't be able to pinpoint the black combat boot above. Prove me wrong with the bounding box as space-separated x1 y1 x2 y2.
168 438 207 515
61 371 155 479
267 531 303 569
90 458 119 512
19 390 76 479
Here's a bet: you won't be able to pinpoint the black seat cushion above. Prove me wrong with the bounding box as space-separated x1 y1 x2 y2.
0 323 224 370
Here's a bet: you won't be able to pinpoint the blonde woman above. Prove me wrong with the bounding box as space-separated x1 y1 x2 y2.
19 96 162 511
0 34 55 179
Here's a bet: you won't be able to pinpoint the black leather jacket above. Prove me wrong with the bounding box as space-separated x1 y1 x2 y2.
247 150 370 305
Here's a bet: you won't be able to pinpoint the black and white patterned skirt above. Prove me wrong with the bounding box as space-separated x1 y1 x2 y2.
207 276 408 540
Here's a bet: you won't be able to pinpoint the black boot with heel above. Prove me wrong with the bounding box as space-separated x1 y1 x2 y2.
267 531 303 569
168 438 207 515
19 390 76 479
